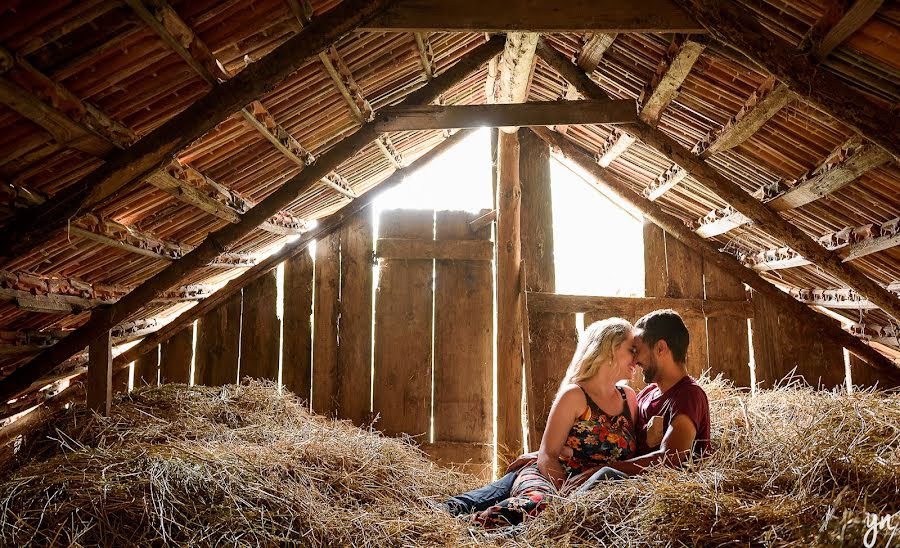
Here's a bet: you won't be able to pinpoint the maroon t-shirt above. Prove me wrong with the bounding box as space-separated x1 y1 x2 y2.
635 375 710 457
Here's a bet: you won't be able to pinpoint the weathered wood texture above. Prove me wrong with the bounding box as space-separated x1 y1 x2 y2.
362 0 705 32
532 293 752 319
112 362 131 394
751 290 845 389
133 345 159 388
374 100 637 131
87 330 112 416
519 128 562 439
195 291 242 386
433 211 493 446
239 271 280 382
704 263 751 387
496 130 524 465
849 354 899 389
373 209 434 438
282 252 314 401
337 214 374 425
376 238 493 261
312 232 340 415
159 325 193 384
420 441 494 481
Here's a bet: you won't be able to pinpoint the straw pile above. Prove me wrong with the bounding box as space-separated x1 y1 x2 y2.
0 377 898 546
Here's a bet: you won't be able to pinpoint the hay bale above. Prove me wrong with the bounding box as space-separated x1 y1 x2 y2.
1 377 898 546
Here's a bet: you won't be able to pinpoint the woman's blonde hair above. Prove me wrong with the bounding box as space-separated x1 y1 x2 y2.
558 317 633 396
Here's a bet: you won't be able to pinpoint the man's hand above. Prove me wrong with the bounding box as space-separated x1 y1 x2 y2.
504 447 574 474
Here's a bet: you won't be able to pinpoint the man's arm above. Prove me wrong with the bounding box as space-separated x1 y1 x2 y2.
606 413 697 475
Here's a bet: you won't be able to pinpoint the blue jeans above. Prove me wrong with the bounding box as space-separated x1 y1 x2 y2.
444 471 517 515
576 466 628 493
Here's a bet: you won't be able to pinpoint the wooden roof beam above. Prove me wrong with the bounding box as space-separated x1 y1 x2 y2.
534 125 898 379
644 164 687 201
804 0 884 63
742 215 900 271
788 282 900 310
414 33 435 80
596 128 636 167
576 33 617 73
849 322 899 349
692 76 794 159
0 0 392 262
0 36 505 403
693 206 751 238
639 35 705 127
361 0 705 32
765 135 891 211
497 32 539 106
535 38 900 323
373 100 637 131
675 0 900 162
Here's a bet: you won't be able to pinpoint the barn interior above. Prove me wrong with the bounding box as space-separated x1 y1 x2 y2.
0 0 898 545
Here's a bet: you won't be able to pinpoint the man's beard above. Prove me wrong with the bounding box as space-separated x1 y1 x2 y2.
642 357 658 384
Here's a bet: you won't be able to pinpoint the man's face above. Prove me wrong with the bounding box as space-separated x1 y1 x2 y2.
633 333 658 384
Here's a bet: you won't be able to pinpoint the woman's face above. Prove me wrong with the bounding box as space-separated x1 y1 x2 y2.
611 330 637 382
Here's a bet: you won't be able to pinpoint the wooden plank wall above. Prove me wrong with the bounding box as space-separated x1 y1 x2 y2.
195 291 242 386
848 354 899 389
336 215 374 425
312 231 340 415
133 345 159 387
373 209 434 438
751 289 845 389
159 325 193 384
282 251 314 402
240 271 280 382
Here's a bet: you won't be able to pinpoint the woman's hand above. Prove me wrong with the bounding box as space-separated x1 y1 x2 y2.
537 451 567 490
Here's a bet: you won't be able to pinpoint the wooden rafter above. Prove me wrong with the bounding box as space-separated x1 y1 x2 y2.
742 215 900 271
849 322 899 349
317 44 405 169
675 0 900 162
644 164 687 201
692 135 890 236
535 38 900 323
576 33 617 72
806 0 884 63
497 32 539 106
692 77 794 159
596 127 635 167
765 136 891 211
533 125 898 379
128 0 355 208
639 35 705 126
0 36 505 403
114 129 476 372
0 0 392 262
413 32 435 80
789 282 900 310
361 0 706 32
373 100 637 131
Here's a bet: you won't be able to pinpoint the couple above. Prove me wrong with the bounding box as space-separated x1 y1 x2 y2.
444 309 710 527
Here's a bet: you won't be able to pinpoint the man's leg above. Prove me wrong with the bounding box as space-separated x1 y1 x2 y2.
444 471 518 515
576 466 628 493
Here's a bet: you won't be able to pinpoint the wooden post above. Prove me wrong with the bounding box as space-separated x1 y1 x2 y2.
282 252 314 400
496 129 524 466
312 232 340 415
87 328 112 416
518 129 559 445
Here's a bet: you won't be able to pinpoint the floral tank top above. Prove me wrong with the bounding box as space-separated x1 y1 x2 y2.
559 386 637 475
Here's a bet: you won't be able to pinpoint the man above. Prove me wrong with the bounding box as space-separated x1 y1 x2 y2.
442 309 710 514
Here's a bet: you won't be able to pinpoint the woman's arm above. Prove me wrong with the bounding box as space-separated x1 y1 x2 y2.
537 386 584 489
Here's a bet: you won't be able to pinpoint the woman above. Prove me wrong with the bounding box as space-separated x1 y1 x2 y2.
473 318 639 527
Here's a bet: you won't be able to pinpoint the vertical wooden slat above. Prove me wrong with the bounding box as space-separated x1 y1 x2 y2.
433 210 493 444
849 354 899 389
643 221 667 298
240 271 280 381
496 129 524 466
160 325 193 384
750 289 780 388
337 214 374 425
660 232 708 377
312 232 340 414
373 209 434 438
133 345 159 387
529 312 578 435
112 362 131 394
704 262 751 386
87 330 112 416
283 251 314 401
195 291 242 386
